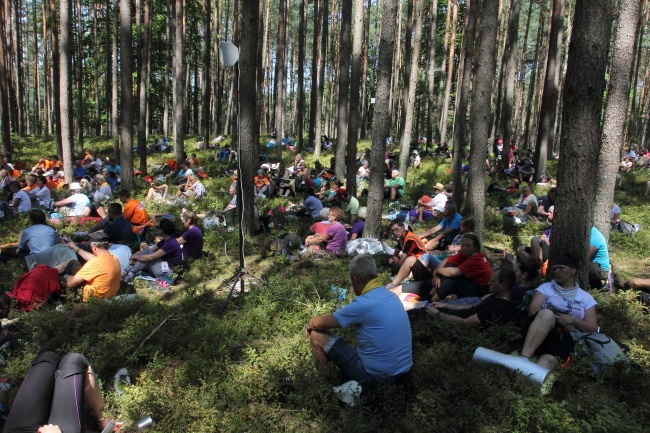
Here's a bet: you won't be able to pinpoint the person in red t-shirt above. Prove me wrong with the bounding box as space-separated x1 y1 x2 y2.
431 233 492 302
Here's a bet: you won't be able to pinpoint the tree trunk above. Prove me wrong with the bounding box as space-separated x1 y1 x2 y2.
92 3 100 135
550 0 613 287
359 0 371 139
345 0 364 198
308 1 321 154
398 0 414 141
594 0 642 241
240 0 261 237
398 0 424 179
50 0 63 157
451 0 478 209
0 1 12 159
436 2 452 143
366 0 398 240
163 2 171 139
119 0 134 189
426 0 439 147
522 1 546 150
335 0 352 179
533 0 565 178
465 0 499 239
439 0 458 144
313 0 328 157
13 0 25 136
137 0 152 174
498 0 521 169
111 0 119 160
173 0 185 164
60 0 74 181
274 0 288 160
33 1 41 136
75 0 83 151
201 0 211 145
296 0 306 151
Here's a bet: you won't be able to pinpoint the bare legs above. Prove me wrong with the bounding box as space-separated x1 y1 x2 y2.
308 330 332 370
521 309 559 370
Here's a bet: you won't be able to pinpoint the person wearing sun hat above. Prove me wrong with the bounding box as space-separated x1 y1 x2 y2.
52 182 90 216
430 183 448 216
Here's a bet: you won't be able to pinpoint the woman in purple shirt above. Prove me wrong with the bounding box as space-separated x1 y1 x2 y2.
304 207 347 256
177 210 203 259
124 218 183 280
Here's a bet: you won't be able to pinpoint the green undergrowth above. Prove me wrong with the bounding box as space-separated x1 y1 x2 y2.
0 136 649 431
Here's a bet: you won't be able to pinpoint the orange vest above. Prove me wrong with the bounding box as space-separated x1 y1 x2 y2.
401 231 426 258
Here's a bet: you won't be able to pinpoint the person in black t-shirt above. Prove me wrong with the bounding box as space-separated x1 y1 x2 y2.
425 268 516 328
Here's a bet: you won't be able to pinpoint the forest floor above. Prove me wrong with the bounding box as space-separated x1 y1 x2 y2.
1 135 649 432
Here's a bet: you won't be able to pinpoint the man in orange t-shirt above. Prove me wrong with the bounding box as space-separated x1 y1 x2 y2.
117 189 151 226
60 240 121 301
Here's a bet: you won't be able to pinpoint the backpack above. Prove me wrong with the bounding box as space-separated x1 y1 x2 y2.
572 332 632 375
613 220 639 234
6 265 64 311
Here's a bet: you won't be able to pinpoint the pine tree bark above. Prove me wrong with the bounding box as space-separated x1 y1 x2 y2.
436 2 452 142
111 0 119 160
426 0 439 147
314 0 328 157
137 0 152 173
163 2 171 138
74 0 83 151
0 1 12 159
345 0 364 198
533 0 565 178
439 0 458 144
335 0 352 179
273 0 288 160
398 0 414 141
398 0 425 179
308 0 321 153
296 0 306 151
60 0 75 181
173 0 185 165
451 0 478 209
200 0 211 146
50 0 63 157
359 0 371 140
550 0 613 286
498 0 521 167
522 2 546 150
119 0 134 189
365 0 398 240
465 0 499 239
594 0 642 241
240 0 261 237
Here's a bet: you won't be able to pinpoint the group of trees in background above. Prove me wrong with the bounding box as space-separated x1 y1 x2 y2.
0 0 648 278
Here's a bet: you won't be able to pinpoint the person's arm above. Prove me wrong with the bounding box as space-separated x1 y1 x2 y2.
66 272 85 288
53 197 73 207
589 246 598 260
425 306 482 327
420 223 443 239
527 290 545 317
429 301 471 311
132 248 166 262
306 232 331 246
64 241 96 262
435 260 462 278
307 314 341 333
177 233 187 245
610 212 621 224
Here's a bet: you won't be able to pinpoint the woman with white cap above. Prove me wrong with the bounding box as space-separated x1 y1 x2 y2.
53 182 90 216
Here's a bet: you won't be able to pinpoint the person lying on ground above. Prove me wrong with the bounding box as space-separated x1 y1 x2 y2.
425 268 516 327
123 218 183 281
3 352 111 433
419 201 463 251
304 207 347 257
430 233 492 302
56 239 121 301
0 209 57 263
307 254 412 393
519 253 598 370
388 220 426 275
177 210 203 260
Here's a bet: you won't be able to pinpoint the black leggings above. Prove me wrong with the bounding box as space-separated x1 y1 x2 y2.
3 352 89 433
437 275 489 299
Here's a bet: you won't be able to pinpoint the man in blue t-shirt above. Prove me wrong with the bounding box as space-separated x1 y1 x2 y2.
419 201 462 251
307 255 412 391
588 226 610 289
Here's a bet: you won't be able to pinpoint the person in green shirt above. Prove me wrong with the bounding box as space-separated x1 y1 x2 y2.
339 188 359 225
384 169 405 200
